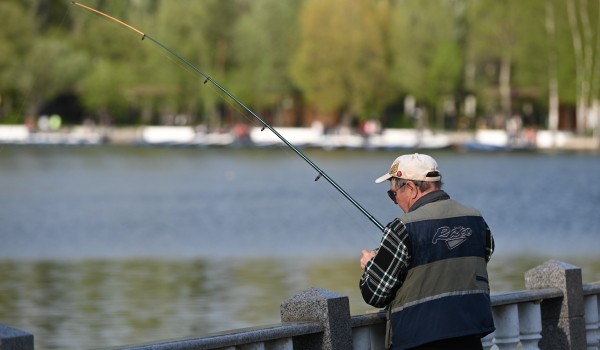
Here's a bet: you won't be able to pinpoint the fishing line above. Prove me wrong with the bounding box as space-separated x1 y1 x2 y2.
72 2 385 232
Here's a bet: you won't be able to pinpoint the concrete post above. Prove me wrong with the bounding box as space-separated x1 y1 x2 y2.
280 287 351 350
0 324 34 350
525 260 586 350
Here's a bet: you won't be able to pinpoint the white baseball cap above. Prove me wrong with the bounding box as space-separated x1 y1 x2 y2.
375 153 441 183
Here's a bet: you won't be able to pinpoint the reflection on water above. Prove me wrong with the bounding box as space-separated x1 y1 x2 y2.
1 146 599 349
1 256 599 349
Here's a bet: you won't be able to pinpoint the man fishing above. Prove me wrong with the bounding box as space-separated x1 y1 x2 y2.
359 153 495 350
70 9 495 348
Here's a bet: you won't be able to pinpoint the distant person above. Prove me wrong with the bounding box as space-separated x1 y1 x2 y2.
49 114 62 131
359 153 495 350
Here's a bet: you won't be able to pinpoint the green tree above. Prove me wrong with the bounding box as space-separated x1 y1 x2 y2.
15 36 87 120
2 0 597 134
79 59 138 124
507 0 576 131
291 0 393 125
565 0 600 134
467 1 518 122
0 1 35 122
72 5 148 124
466 0 557 127
388 0 464 128
231 0 303 125
500 0 550 127
141 0 240 128
149 1 210 123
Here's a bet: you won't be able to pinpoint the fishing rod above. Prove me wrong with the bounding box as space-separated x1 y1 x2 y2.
73 2 385 232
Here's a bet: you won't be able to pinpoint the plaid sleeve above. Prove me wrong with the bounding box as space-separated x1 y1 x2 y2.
360 218 410 308
485 224 494 262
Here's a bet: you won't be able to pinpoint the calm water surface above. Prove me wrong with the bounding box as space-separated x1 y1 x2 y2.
1 146 599 349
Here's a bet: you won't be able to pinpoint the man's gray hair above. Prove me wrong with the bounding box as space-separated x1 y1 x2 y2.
391 177 442 191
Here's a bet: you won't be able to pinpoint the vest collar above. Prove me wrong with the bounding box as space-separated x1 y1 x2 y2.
409 190 450 212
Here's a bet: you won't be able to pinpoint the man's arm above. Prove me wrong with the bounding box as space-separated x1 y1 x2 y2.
359 218 410 308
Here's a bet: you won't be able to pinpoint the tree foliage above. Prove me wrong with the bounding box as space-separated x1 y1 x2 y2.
292 0 392 124
0 0 598 132
231 0 302 116
390 1 463 104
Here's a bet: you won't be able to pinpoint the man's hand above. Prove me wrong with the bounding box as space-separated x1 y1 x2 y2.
360 249 377 271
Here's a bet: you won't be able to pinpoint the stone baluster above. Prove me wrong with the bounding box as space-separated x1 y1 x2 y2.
481 331 495 350
518 302 542 350
585 294 599 350
492 303 520 350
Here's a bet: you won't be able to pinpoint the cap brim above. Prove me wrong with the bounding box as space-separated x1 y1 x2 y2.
375 173 392 184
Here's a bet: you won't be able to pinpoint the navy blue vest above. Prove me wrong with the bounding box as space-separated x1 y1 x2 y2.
387 198 495 349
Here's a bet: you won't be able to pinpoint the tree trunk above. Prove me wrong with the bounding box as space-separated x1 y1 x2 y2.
566 0 595 135
546 0 560 148
499 53 512 122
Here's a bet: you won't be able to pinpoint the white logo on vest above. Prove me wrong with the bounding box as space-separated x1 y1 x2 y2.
432 226 472 249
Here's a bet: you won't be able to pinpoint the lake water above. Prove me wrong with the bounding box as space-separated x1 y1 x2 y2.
1 146 599 349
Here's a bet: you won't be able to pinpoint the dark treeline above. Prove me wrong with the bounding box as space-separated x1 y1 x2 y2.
0 0 598 134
